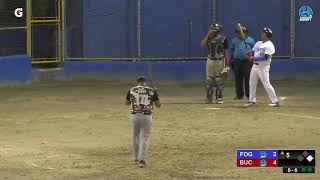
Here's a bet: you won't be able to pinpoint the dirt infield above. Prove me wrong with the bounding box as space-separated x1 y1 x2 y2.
0 80 319 180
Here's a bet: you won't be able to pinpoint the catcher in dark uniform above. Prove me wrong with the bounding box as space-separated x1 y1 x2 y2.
201 23 230 104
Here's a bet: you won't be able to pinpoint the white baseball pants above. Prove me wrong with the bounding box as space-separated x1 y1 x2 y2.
249 64 279 103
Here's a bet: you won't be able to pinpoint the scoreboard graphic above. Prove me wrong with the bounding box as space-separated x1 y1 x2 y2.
237 149 316 173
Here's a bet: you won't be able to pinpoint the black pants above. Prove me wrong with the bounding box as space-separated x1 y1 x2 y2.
232 59 253 99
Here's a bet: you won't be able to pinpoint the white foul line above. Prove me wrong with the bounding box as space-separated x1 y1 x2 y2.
279 96 287 101
274 113 320 120
203 108 221 110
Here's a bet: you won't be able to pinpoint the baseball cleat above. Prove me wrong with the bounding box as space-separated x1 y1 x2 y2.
268 102 280 107
138 160 146 168
216 98 223 104
244 102 256 107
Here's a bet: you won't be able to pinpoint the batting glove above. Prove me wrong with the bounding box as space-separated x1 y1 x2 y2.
246 52 255 62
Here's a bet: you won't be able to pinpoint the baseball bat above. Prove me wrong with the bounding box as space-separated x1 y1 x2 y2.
236 23 247 48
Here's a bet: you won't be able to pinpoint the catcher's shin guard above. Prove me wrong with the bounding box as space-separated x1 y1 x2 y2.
206 78 214 103
206 88 214 103
214 76 224 99
216 85 224 99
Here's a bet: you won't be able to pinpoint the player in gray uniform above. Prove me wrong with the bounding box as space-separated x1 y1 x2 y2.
201 23 230 104
125 76 161 168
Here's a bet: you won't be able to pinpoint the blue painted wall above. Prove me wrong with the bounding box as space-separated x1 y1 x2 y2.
58 60 320 82
60 60 205 82
0 55 319 83
0 55 32 83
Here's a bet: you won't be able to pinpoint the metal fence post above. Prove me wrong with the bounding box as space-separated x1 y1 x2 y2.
290 0 296 59
27 0 32 57
212 0 217 23
61 0 66 62
137 0 142 61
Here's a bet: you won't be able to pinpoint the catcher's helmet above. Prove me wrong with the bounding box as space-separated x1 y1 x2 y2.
210 23 223 32
262 27 272 38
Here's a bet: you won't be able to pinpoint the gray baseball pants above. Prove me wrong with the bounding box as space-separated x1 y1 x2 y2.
131 113 152 161
206 58 225 100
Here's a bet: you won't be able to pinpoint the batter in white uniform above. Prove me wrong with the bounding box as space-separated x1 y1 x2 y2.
244 28 279 107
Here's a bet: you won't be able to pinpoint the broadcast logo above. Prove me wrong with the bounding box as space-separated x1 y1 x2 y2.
260 159 267 167
260 151 267 158
299 6 313 22
14 8 23 18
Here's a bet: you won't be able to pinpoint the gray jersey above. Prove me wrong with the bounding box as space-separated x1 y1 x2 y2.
126 86 159 115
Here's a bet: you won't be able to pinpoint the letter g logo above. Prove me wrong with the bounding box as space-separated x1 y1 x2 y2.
14 8 23 18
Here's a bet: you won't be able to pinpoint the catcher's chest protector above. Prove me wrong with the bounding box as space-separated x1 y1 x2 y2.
208 35 226 59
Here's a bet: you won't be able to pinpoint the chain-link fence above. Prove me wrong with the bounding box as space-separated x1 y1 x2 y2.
31 0 61 63
32 0 58 19
0 0 26 56
65 0 137 60
32 24 58 59
65 0 213 61
64 0 320 61
140 0 213 59
0 0 319 60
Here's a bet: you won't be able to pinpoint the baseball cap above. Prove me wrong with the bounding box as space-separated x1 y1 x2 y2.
263 27 272 38
136 76 147 82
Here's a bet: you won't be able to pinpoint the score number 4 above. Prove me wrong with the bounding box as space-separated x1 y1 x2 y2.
273 160 277 166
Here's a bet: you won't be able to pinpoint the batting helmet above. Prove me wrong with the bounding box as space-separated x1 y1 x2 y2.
263 27 272 38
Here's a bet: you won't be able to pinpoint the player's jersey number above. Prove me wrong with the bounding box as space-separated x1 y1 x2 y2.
135 94 151 106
